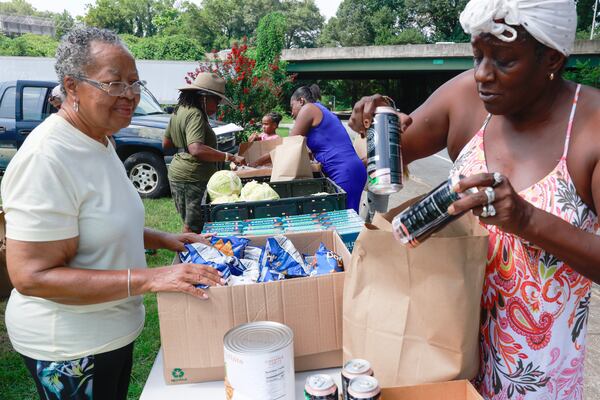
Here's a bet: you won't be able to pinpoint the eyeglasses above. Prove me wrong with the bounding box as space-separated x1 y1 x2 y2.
74 75 146 97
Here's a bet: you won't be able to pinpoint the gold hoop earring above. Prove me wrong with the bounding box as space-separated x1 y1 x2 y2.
73 100 79 113
549 72 555 81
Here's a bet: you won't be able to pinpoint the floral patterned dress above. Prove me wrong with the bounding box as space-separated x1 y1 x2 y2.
451 84 596 399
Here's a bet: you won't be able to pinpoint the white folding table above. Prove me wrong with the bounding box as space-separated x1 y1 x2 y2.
140 348 342 399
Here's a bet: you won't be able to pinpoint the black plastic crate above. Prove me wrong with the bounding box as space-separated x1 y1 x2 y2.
200 177 347 222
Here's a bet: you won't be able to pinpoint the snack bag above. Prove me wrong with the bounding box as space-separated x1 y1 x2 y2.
210 236 250 258
260 235 309 278
180 242 242 288
305 243 344 276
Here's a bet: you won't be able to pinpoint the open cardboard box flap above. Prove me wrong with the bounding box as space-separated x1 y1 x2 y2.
382 380 483 400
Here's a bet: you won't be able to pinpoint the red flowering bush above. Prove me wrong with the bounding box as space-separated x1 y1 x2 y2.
186 38 295 137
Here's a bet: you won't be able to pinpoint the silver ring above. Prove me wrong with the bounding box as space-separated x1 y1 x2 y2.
481 205 489 218
493 172 503 187
487 204 497 217
484 187 495 205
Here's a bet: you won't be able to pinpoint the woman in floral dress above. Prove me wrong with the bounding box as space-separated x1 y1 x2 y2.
350 0 598 398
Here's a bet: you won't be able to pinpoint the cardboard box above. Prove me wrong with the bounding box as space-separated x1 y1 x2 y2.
382 380 483 400
157 230 350 384
0 209 12 299
234 138 321 178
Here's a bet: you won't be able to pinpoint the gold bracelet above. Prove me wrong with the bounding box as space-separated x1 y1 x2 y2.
224 152 230 162
127 268 131 297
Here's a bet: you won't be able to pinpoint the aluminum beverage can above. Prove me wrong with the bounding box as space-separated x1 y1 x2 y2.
304 374 339 399
392 174 477 247
366 106 403 195
347 375 381 400
341 359 373 400
223 321 294 400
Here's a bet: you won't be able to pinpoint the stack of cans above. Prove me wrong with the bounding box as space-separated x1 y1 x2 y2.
304 358 381 400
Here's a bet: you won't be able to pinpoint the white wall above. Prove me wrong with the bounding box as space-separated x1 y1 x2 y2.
0 56 201 104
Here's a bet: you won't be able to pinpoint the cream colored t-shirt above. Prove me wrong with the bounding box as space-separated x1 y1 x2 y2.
1 114 147 361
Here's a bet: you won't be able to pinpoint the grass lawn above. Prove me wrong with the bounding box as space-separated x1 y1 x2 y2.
0 197 182 400
276 127 290 137
280 114 293 125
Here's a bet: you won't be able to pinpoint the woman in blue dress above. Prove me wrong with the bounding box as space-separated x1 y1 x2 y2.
288 85 367 212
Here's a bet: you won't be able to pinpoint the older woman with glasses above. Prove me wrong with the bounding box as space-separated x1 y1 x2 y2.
0 27 224 400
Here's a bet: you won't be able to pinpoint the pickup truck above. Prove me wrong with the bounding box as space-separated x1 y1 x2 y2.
0 80 242 198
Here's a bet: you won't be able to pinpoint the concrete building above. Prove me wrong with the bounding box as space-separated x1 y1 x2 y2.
0 14 55 37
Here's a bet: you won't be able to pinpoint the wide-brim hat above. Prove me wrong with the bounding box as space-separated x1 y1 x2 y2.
178 72 233 106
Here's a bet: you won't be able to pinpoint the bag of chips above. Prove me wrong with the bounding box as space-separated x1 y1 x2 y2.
305 243 344 276
180 243 245 288
210 236 250 258
257 235 309 282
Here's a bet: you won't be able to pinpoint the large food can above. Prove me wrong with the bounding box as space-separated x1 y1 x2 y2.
341 359 373 400
304 374 339 399
366 106 403 195
392 174 477 247
347 375 381 400
224 321 295 400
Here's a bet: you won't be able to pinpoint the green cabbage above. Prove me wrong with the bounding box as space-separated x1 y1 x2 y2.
211 194 241 204
207 171 242 201
240 180 280 202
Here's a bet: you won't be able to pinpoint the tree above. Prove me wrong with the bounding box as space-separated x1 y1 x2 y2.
405 0 470 42
84 0 134 34
83 0 174 37
255 12 286 69
280 0 324 48
318 0 413 47
199 0 279 48
0 0 38 16
121 34 206 60
53 10 75 39
577 0 597 33
186 39 294 129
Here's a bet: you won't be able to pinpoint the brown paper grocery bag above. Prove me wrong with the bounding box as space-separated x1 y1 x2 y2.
343 200 488 387
270 136 313 182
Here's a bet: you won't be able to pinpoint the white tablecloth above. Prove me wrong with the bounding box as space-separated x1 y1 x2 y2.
140 348 342 400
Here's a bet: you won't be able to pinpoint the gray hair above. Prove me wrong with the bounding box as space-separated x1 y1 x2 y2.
55 26 128 96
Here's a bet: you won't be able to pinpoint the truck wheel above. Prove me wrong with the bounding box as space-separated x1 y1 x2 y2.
124 152 169 198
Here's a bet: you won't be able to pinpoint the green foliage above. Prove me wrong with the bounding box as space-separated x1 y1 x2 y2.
53 10 75 39
255 12 286 70
280 0 324 48
0 0 38 16
187 39 295 130
564 60 600 88
0 33 58 57
577 0 597 32
84 0 175 37
404 0 469 42
122 34 206 61
319 0 415 47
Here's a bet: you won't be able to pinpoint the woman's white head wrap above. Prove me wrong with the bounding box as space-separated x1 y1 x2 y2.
459 0 577 56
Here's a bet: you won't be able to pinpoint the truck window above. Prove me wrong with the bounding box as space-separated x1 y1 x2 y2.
22 86 50 121
0 86 16 119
